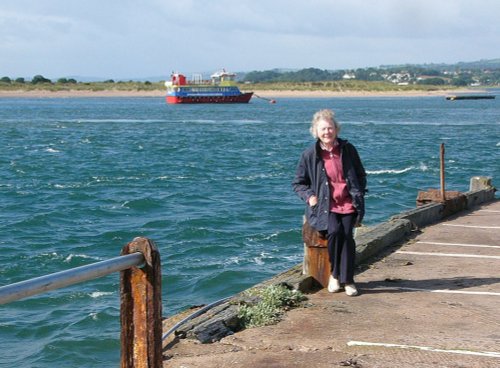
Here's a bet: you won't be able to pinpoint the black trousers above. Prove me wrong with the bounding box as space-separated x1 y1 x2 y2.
327 212 357 284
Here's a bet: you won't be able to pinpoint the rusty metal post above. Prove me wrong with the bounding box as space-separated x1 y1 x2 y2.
302 218 331 288
440 143 446 201
120 237 162 368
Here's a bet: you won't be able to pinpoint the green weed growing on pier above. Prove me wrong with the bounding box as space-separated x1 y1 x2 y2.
238 284 306 328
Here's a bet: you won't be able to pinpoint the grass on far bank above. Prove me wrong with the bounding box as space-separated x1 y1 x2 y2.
0 81 165 92
241 80 459 92
0 80 462 93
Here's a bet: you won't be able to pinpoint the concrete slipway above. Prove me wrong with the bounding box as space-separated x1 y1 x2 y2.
162 184 499 368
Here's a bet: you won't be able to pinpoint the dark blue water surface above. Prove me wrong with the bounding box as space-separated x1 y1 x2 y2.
0 95 498 366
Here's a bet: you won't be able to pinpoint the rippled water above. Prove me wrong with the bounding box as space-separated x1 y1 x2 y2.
0 95 498 366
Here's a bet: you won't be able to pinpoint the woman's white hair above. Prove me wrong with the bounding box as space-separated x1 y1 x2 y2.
309 109 341 139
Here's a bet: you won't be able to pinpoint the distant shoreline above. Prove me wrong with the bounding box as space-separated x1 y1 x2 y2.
0 88 478 99
251 89 475 98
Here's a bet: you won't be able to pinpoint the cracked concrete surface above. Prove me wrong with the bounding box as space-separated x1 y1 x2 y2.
162 200 500 368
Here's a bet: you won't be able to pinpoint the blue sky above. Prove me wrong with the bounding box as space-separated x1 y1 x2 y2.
1 0 499 80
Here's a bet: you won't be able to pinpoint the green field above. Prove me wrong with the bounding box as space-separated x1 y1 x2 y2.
0 80 459 93
0 80 165 92
240 80 458 92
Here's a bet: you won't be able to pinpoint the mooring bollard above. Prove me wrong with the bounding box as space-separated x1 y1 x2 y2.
302 218 331 288
120 237 162 368
470 176 493 191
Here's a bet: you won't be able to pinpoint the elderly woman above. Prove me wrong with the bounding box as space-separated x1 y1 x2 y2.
292 109 367 296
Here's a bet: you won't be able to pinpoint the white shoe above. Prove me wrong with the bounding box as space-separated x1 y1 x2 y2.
327 275 341 293
345 284 358 296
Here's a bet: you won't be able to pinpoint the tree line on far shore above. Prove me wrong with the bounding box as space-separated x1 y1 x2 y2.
242 62 500 87
0 75 155 85
0 75 163 91
2 58 499 89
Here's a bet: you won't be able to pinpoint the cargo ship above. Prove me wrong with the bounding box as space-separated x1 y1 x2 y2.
165 70 253 104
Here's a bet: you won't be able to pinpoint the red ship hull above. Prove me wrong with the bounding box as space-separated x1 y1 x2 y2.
166 92 253 104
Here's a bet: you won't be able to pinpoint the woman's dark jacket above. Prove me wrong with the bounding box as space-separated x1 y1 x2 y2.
292 138 367 231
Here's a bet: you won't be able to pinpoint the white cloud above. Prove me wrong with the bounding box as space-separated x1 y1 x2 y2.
0 0 498 78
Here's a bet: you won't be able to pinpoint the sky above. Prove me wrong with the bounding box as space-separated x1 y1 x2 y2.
1 0 499 80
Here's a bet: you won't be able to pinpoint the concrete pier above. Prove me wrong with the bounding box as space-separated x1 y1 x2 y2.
163 198 499 367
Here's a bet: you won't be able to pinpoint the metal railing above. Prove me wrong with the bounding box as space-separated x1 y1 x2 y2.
0 252 144 304
0 237 163 368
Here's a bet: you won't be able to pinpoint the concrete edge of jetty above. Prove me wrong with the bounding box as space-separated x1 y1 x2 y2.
162 176 497 345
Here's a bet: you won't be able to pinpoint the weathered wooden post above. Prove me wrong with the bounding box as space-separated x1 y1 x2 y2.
302 218 331 288
120 237 162 368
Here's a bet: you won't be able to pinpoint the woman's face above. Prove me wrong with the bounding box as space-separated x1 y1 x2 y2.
316 119 337 146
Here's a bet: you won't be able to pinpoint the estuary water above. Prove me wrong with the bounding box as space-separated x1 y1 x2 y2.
0 94 499 367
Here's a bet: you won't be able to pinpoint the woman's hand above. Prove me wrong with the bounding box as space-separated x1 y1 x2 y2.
308 195 318 207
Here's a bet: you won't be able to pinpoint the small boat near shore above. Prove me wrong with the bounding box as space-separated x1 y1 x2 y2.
165 70 253 104
446 95 495 100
